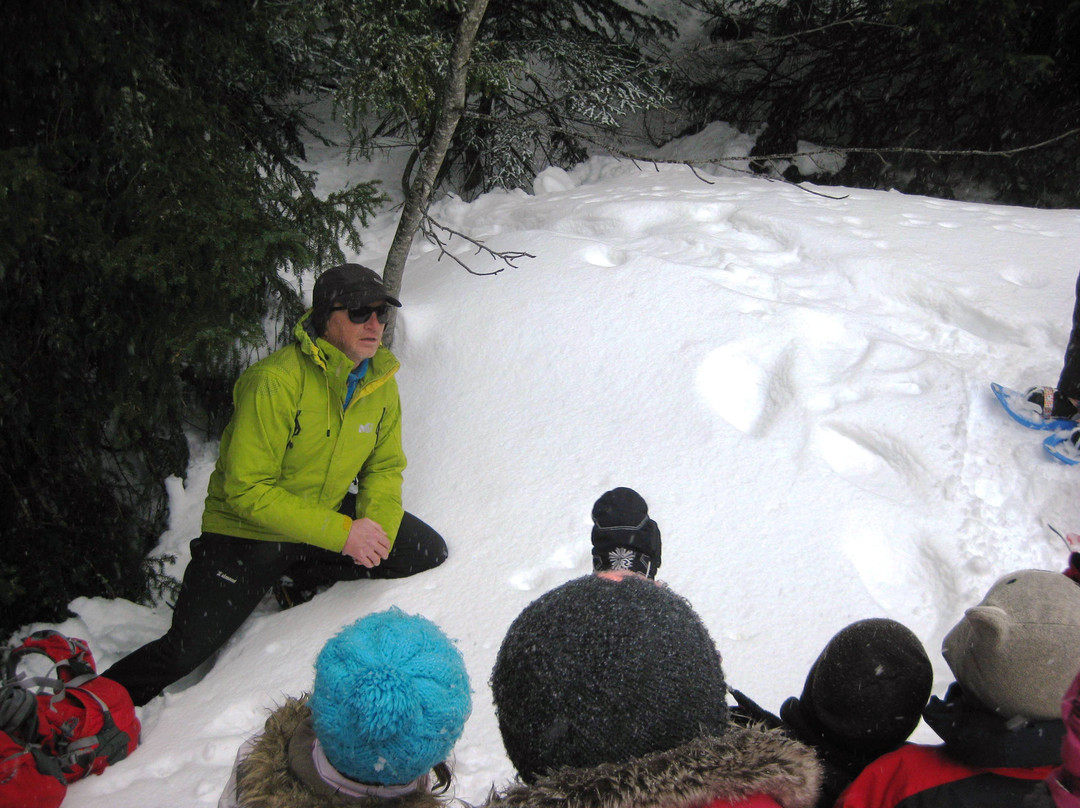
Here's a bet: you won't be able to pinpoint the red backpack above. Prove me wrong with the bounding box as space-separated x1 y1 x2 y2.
0 630 141 807
0 735 67 808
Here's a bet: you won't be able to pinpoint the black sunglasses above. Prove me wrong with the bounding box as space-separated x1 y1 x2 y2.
332 304 391 324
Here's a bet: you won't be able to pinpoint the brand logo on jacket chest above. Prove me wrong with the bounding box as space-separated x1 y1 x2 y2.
358 423 375 433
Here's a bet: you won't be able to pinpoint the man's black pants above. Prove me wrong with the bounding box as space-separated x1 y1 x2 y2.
104 511 447 706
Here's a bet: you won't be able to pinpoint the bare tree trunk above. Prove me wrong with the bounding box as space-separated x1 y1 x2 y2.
381 0 490 346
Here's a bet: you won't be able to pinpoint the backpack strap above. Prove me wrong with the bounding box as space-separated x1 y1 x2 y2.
0 684 39 743
0 643 61 745
3 634 95 684
28 744 68 784
58 686 133 771
57 672 96 691
1 649 105 745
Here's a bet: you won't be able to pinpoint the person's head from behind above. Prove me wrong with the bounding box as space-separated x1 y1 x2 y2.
489 574 729 783
780 618 933 758
309 607 472 791
590 486 661 579
942 568 1080 721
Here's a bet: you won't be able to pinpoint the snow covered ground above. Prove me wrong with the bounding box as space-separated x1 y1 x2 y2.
17 127 1080 807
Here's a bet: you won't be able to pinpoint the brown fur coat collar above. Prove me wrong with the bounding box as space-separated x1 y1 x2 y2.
485 726 822 808
231 697 450 808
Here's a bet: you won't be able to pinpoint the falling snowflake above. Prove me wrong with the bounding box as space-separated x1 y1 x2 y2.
607 547 636 569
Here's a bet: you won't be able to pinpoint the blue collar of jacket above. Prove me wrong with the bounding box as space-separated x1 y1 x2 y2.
295 312 398 402
343 360 369 409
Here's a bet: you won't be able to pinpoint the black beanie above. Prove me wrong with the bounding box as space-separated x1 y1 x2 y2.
490 574 728 782
590 487 662 578
780 618 932 757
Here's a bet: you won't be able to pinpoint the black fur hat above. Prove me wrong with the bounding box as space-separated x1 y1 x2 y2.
780 618 932 756
490 574 728 782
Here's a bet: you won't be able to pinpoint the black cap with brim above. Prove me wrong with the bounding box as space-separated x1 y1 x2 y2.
334 283 402 309
313 263 402 311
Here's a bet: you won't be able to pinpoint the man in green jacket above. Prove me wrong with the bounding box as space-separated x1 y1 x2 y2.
105 264 447 706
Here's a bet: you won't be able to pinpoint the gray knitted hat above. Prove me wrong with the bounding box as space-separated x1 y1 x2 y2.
490 574 729 782
942 569 1080 720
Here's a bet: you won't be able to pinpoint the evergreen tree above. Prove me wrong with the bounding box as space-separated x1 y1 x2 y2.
0 0 383 636
679 0 1080 206
336 0 676 199
451 0 675 195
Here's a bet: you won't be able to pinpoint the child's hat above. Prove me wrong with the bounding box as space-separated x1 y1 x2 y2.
590 487 662 578
309 608 472 785
490 574 727 782
943 569 1080 720
781 618 932 755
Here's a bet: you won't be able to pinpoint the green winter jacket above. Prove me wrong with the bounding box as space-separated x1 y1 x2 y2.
201 314 405 552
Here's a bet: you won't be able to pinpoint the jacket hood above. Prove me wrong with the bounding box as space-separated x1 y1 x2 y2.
295 311 399 398
233 698 447 808
485 726 821 808
924 682 1064 769
296 312 348 375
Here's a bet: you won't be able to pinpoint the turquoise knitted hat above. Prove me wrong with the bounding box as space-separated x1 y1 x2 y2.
309 608 472 785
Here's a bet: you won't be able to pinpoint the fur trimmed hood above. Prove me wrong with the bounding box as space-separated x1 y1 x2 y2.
228 698 449 808
485 726 821 808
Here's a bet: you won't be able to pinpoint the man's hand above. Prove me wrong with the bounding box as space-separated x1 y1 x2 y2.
341 518 391 568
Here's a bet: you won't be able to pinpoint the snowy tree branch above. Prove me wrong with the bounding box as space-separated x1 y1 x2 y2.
420 214 535 276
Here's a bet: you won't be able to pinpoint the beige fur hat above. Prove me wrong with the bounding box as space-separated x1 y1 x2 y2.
942 569 1080 721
